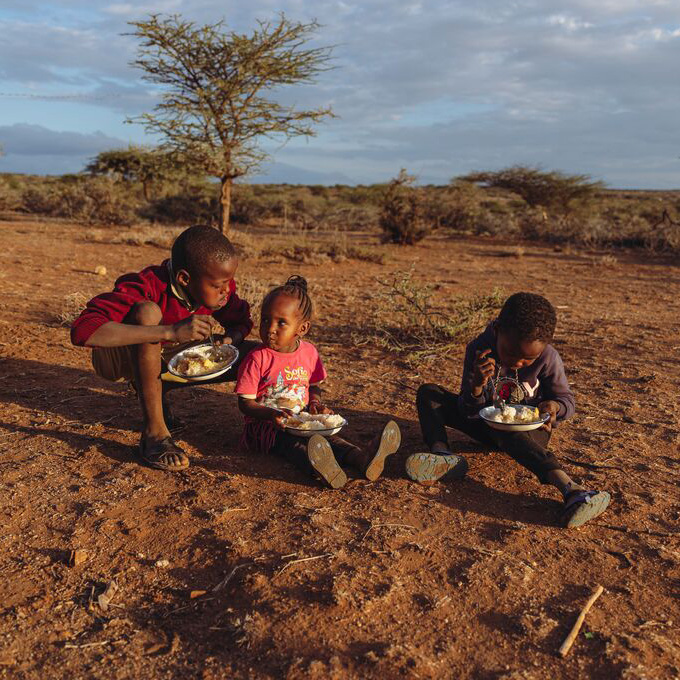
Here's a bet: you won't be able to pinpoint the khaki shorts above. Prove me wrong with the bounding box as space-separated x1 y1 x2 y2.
91 343 192 384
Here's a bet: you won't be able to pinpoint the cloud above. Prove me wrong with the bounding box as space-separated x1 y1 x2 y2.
0 123 126 158
0 1 679 187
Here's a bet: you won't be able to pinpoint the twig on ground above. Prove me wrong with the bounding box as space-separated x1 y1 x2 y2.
64 639 126 650
212 563 252 592
274 552 334 578
558 585 604 657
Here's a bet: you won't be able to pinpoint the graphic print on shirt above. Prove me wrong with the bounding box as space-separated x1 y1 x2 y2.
259 368 309 412
496 376 526 403
496 376 540 402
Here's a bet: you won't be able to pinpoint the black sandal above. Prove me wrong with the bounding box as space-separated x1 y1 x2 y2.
138 437 190 471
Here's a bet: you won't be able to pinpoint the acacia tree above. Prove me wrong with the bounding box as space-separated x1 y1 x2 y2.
127 13 334 233
85 146 190 201
460 166 604 214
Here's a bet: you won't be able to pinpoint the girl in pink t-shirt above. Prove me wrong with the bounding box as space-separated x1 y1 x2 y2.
236 276 401 489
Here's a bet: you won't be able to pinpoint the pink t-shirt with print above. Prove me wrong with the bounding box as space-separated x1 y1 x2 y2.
236 340 327 410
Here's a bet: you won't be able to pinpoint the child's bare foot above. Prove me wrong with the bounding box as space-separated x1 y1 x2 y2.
138 437 190 471
307 435 347 489
405 452 468 483
364 420 401 481
561 490 610 528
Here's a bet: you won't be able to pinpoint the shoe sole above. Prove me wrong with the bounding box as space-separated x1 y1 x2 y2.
563 491 611 528
405 452 468 483
365 420 401 481
308 435 348 489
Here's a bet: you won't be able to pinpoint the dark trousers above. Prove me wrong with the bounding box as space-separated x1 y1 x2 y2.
416 383 563 483
270 431 360 476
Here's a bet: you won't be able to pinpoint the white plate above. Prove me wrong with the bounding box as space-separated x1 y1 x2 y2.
283 416 347 438
479 405 550 432
167 343 239 382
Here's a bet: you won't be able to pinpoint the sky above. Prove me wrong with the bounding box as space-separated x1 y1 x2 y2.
0 0 679 188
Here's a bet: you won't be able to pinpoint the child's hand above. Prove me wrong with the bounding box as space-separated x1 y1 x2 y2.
172 315 214 343
538 400 559 431
308 401 333 415
272 408 293 430
470 349 496 396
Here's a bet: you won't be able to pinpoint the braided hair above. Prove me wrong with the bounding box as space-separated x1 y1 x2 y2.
262 275 313 320
497 292 556 343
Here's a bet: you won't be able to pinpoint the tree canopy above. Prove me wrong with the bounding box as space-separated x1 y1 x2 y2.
126 13 335 232
85 145 189 200
460 166 604 213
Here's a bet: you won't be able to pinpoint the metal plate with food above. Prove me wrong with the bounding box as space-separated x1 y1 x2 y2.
479 404 550 432
167 343 239 381
283 412 347 438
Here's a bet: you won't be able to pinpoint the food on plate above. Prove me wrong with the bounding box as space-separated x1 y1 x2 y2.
174 346 235 376
488 404 541 424
284 412 345 431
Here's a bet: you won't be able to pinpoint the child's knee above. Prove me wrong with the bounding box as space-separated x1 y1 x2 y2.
132 300 162 325
416 382 440 405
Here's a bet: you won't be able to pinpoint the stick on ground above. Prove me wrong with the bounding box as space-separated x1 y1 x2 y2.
558 585 604 657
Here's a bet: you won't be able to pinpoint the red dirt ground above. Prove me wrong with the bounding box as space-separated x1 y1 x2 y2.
0 216 679 679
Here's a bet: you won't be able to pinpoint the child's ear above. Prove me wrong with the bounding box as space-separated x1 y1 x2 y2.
297 320 311 338
176 268 191 288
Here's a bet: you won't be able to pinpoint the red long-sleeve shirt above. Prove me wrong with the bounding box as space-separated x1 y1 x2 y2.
71 259 253 347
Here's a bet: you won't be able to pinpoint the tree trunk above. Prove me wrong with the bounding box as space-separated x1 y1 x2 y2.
219 177 232 234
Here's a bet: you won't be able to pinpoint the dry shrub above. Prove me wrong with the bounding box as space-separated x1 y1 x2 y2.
379 170 431 245
0 177 23 211
358 268 504 363
427 180 484 231
230 228 264 259
84 226 183 249
56 292 88 326
21 177 136 225
256 226 386 265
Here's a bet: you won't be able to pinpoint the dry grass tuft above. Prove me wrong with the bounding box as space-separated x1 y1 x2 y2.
84 226 183 249
56 292 88 327
594 254 618 267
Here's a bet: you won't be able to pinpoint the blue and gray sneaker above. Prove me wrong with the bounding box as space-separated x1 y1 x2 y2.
405 452 468 483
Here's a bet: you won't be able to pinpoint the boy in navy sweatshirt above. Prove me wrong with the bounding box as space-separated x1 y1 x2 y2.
406 292 610 528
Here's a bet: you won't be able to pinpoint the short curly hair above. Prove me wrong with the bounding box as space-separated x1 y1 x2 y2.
171 225 236 276
496 292 556 342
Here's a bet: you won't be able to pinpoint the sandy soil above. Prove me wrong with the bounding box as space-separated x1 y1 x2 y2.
0 216 679 679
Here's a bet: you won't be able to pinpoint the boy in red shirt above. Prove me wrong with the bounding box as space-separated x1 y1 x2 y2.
71 225 254 471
